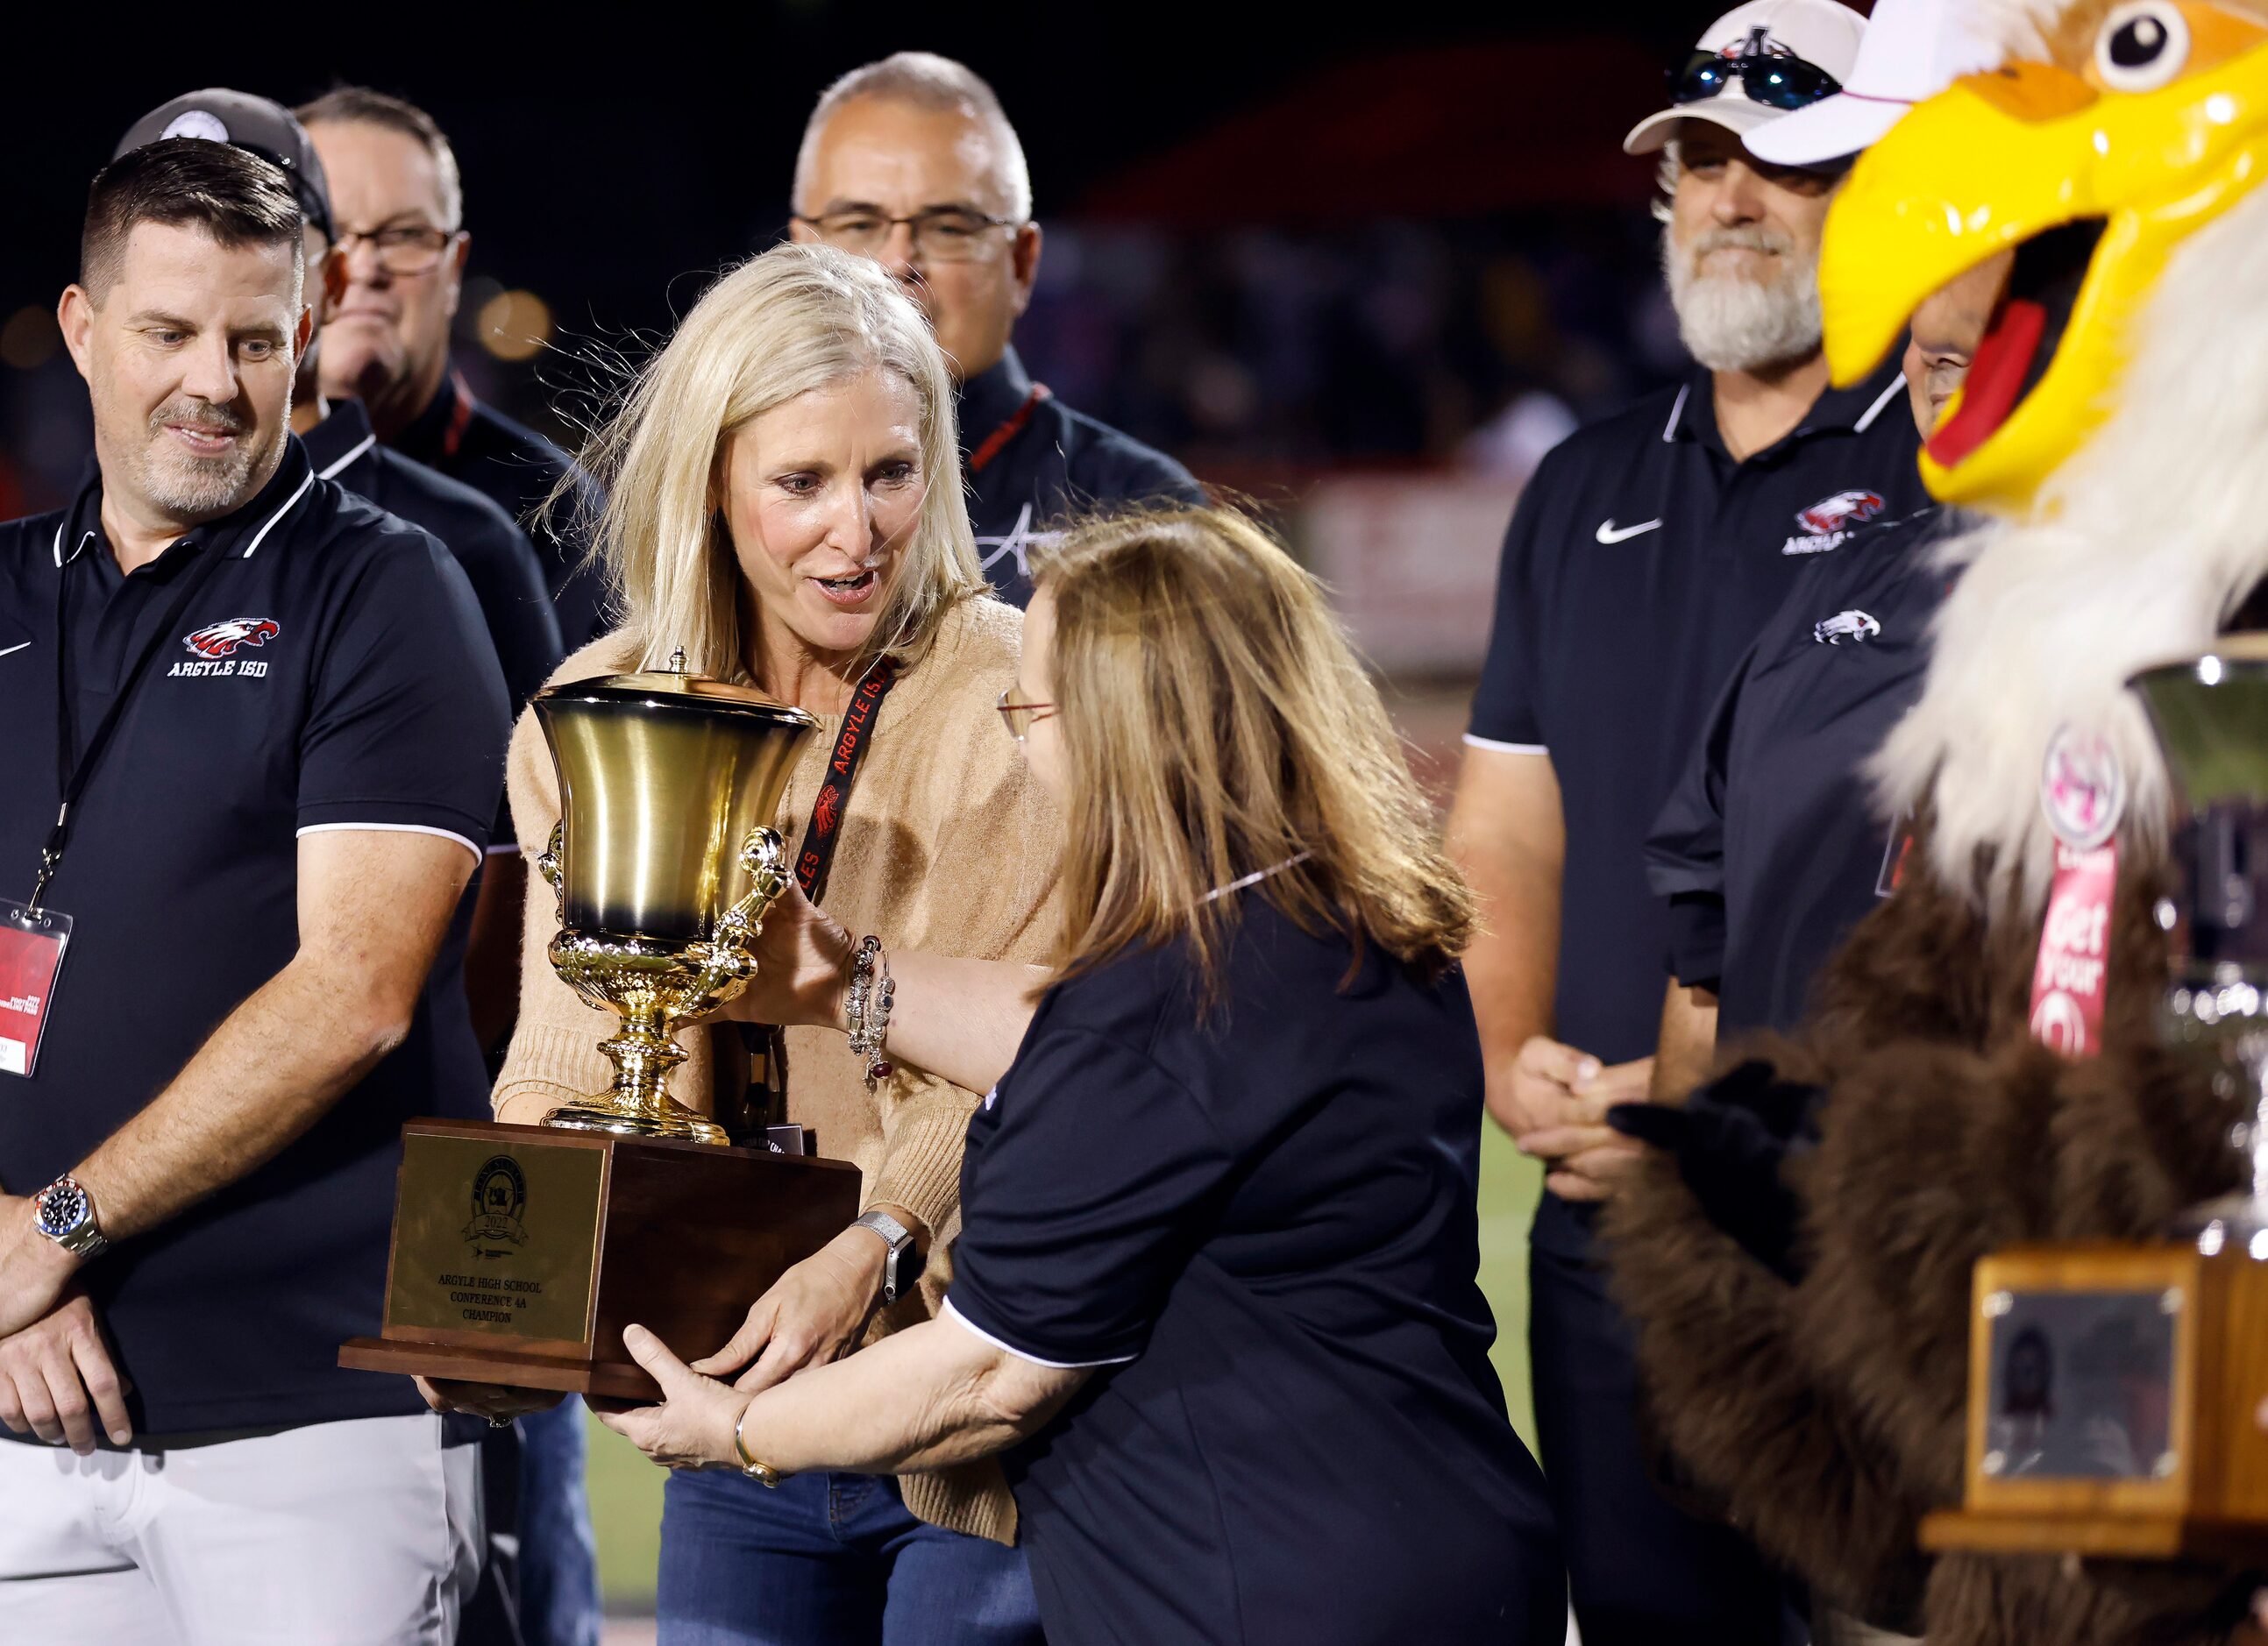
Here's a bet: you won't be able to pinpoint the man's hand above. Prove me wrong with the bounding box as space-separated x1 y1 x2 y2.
0 1295 132 1453
686 1221 894 1396
1506 1043 1651 1203
0 1195 79 1341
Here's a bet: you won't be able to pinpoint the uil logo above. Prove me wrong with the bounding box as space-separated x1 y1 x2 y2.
463 1155 529 1252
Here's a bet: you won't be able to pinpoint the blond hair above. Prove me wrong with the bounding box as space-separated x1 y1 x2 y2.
578 242 985 680
1032 506 1475 1000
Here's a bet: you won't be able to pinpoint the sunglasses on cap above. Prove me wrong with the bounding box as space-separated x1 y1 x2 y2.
1670 26 1842 112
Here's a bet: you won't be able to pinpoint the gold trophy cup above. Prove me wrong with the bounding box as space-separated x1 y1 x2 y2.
341 658 863 1398
532 658 816 1144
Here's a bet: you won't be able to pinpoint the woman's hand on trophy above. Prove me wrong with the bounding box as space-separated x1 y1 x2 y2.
686 1228 888 1396
412 1376 565 1423
718 881 859 1031
595 1323 744 1470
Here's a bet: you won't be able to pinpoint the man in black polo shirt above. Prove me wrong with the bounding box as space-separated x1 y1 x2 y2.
111 89 563 1058
298 87 610 649
788 52 1200 605
0 140 507 1641
1443 2 1925 1640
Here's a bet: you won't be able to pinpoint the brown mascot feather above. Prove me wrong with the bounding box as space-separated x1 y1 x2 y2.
1601 4 2268 1642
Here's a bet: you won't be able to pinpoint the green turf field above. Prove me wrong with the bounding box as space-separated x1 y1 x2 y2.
584 1127 1545 1607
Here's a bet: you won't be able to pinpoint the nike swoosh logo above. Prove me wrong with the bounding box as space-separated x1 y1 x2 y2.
0 642 27 659
1596 518 1662 544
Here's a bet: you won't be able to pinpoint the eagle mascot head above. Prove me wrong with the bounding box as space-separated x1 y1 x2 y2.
1826 0 2268 910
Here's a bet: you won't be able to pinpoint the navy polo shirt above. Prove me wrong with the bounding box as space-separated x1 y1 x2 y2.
305 395 563 713
959 345 1203 607
948 899 1564 1646
1468 358 1927 1080
0 438 510 1437
1646 506 1963 1039
396 367 611 649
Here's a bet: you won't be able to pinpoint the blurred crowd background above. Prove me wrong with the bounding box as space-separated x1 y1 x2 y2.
1 4 1721 686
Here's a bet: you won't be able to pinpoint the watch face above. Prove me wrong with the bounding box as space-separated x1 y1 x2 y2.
38 1182 86 1238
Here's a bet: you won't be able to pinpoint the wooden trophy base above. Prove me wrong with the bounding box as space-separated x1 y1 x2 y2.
1921 1242 2268 1562
341 1118 861 1401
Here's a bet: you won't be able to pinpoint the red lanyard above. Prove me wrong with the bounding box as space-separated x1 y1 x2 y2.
791 658 898 904
967 384 1050 476
441 369 478 461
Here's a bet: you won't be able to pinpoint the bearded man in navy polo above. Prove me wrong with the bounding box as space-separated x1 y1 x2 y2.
0 138 508 1642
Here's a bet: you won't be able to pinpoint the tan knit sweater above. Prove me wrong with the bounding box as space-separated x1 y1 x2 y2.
493 597 1060 1544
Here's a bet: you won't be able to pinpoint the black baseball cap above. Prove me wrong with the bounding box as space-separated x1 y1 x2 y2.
113 89 334 243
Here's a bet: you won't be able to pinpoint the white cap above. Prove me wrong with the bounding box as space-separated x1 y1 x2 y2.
1746 0 2004 164
1623 0 1869 158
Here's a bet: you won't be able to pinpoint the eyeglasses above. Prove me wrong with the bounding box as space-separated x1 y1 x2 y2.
795 207 1020 264
996 689 1056 741
333 223 459 275
1670 28 1842 112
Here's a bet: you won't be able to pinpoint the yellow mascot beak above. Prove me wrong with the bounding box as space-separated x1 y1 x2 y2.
1820 6 2268 515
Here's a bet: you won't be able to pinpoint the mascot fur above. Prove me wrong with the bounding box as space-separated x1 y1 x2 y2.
1601 3 2268 1641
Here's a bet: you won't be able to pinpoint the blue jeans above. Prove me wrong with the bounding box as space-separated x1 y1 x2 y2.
658 1469 1043 1646
520 1399 601 1646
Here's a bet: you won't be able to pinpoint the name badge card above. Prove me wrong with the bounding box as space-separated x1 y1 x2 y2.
0 901 70 1078
2030 726 2126 1059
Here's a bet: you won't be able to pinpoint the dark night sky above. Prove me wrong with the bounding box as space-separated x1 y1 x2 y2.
2 2 1735 335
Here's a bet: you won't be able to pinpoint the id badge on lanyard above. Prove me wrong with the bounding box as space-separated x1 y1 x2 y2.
0 901 71 1077
6 522 231 1077
2029 727 2126 1058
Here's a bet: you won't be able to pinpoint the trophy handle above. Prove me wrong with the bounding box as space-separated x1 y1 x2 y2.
679 827 793 1011
715 827 793 953
537 822 566 926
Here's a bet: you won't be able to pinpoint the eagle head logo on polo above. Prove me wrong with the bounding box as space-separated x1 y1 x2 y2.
184 618 280 659
1784 489 1885 556
170 618 281 678
1814 610 1881 646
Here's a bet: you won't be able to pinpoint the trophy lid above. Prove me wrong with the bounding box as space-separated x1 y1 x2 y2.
534 658 822 732
2130 637 2268 813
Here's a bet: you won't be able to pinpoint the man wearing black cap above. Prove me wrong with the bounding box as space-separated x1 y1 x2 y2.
0 137 505 1642
112 90 564 1058
789 52 1199 604
1444 3 1930 1641
298 89 608 649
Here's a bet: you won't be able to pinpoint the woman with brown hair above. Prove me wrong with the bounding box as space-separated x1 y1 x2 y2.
598 505 1567 1645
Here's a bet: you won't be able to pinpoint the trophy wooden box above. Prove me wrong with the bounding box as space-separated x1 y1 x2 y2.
1919 1243 2268 1560
341 1119 862 1401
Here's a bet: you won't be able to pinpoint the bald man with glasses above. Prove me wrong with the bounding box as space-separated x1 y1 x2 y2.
789 51 1199 607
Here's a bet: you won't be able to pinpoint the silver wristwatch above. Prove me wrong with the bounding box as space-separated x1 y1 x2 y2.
33 1174 109 1259
854 1209 922 1304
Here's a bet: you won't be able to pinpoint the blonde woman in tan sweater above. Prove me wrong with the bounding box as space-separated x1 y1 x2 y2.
423 244 1056 1645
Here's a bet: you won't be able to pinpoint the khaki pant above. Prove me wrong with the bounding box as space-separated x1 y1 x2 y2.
0 1412 481 1645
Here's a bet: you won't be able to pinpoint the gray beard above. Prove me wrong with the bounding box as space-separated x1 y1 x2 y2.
1662 234 1824 374
140 439 260 517
117 395 269 520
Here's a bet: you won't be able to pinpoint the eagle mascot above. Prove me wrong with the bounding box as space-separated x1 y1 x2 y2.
1601 3 2268 1642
